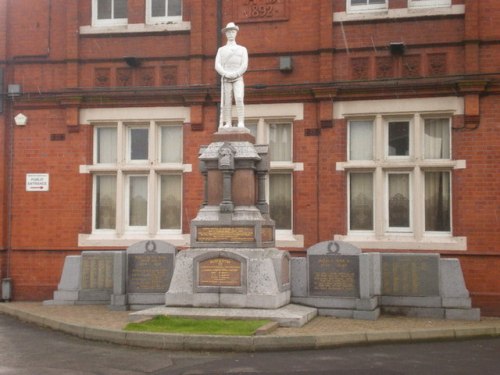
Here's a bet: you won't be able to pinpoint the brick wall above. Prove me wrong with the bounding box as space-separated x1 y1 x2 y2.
1 0 499 315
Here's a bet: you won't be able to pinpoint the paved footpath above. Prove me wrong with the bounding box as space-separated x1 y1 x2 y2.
1 302 499 352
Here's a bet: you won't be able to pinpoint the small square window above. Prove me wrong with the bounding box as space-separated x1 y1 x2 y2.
95 127 117 164
93 0 127 26
388 121 410 157
409 0 451 9
349 120 374 161
424 118 450 159
347 0 387 13
128 126 149 162
147 0 182 24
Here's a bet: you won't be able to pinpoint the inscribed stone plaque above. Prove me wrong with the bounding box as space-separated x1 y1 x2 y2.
81 254 113 290
309 255 360 297
127 253 173 293
197 226 255 243
125 240 176 295
382 255 440 297
198 257 242 287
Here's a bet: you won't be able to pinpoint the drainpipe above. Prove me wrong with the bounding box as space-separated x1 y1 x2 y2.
216 0 222 131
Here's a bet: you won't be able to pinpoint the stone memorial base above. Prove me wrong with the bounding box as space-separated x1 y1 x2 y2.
44 252 119 306
165 248 290 309
290 243 381 320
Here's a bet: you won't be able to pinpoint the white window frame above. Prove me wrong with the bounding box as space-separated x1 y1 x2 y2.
146 0 183 25
249 119 295 238
92 0 128 27
243 103 305 247
408 0 451 9
335 97 467 251
79 107 191 247
90 120 184 236
347 0 388 14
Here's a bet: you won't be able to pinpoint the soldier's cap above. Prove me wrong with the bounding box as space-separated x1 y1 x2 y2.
222 22 239 33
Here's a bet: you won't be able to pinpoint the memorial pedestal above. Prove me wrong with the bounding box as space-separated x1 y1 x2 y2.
165 248 290 309
165 128 292 310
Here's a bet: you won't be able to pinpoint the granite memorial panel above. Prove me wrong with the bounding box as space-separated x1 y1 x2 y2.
309 254 360 298
381 254 440 297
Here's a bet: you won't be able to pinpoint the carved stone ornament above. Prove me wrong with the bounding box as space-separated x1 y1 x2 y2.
218 143 236 170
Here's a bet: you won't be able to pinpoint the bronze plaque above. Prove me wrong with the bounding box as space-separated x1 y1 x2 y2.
198 257 242 287
309 255 360 297
234 0 288 23
197 226 255 243
127 253 173 293
382 255 439 297
81 254 113 290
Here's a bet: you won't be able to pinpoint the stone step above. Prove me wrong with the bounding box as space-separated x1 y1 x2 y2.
129 303 317 328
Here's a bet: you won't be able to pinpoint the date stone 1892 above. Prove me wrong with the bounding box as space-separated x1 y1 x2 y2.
235 0 288 23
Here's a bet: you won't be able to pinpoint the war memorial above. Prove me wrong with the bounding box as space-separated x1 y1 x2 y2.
45 23 479 326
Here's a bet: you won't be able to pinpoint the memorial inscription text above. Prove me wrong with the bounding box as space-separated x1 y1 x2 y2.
309 255 360 297
382 255 439 297
127 254 172 293
81 254 113 290
198 257 242 287
197 226 255 243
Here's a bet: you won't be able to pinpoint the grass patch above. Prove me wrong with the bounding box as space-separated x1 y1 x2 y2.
124 315 271 336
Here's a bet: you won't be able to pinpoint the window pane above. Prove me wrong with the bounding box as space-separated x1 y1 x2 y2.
167 0 182 16
97 0 112 19
269 123 291 162
350 173 373 230
160 175 182 230
349 120 373 160
388 121 410 156
425 118 450 159
388 174 410 228
152 0 166 17
96 127 117 164
129 176 148 226
246 122 257 138
269 174 292 230
425 172 451 231
95 175 116 229
351 0 385 5
114 0 127 18
130 128 149 160
161 125 182 163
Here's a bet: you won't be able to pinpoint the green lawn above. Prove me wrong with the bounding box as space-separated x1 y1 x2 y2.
124 315 271 336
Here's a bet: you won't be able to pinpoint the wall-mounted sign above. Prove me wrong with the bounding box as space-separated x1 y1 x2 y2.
26 173 49 191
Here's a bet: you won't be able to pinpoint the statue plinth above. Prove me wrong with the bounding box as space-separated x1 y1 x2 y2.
190 127 275 248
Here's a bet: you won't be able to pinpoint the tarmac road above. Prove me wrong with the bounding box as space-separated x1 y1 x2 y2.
1 313 500 375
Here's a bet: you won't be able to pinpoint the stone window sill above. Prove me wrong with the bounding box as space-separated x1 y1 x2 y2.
334 5 464 23
80 22 191 35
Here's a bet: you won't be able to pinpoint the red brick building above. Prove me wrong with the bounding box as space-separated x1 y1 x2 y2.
1 0 499 315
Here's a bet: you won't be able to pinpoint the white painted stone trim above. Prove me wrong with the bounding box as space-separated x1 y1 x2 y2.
334 5 464 23
80 107 191 125
334 97 464 119
80 22 191 35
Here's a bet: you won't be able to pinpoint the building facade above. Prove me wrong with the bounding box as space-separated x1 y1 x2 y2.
0 0 499 315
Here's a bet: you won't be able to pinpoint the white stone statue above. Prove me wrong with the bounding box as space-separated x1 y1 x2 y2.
215 22 248 129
